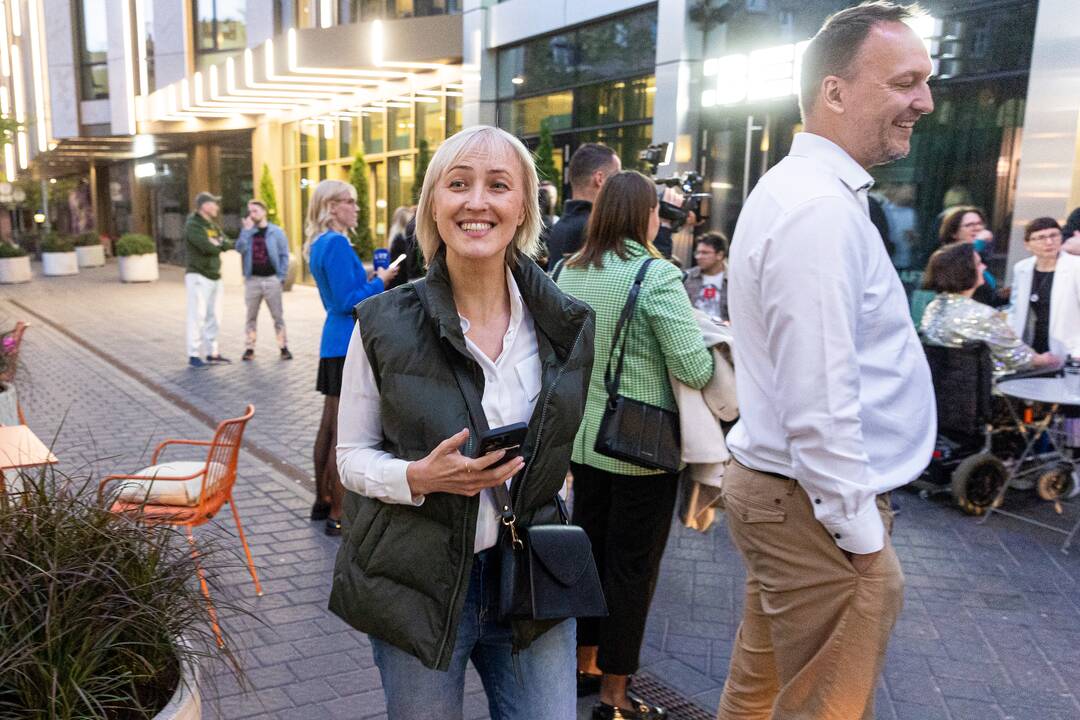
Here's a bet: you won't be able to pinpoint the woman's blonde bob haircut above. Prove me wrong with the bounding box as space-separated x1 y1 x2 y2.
415 125 542 265
303 179 356 259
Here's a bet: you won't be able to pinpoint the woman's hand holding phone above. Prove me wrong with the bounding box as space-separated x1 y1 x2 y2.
405 428 524 498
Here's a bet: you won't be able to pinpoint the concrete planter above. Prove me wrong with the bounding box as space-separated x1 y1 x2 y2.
42 251 79 276
75 244 106 267
119 253 159 282
153 640 201 720
0 255 31 283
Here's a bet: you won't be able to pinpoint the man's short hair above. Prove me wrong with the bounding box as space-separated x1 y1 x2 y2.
248 199 267 211
567 143 618 190
799 1 921 119
696 231 729 256
1025 217 1061 242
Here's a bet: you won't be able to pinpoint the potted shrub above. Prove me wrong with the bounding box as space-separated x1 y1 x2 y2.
116 233 159 282
0 469 245 718
74 232 105 268
40 234 79 276
0 242 30 284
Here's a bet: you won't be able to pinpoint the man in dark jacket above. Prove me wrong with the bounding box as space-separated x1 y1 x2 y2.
184 191 234 367
545 143 620 271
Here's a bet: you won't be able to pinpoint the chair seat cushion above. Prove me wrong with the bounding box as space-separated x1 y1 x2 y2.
113 461 219 507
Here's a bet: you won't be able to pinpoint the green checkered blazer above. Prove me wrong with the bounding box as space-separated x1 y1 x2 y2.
555 241 714 476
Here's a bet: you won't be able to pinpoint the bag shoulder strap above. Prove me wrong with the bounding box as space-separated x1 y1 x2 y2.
604 258 655 402
414 281 515 522
551 258 566 282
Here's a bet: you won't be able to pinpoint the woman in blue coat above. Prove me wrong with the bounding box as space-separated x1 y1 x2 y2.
305 179 399 534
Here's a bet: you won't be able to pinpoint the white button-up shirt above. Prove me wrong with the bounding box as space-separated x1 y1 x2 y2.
726 132 936 555
337 267 542 553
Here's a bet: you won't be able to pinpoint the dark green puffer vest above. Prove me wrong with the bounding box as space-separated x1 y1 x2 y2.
328 248 595 671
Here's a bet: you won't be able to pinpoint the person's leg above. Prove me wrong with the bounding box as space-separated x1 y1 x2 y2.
595 471 679 710
717 462 904 720
264 276 288 350
185 274 205 359
370 561 483 720
469 552 576 720
243 278 262 352
324 394 344 524
569 462 612 676
204 278 223 357
312 395 336 507
715 576 779 720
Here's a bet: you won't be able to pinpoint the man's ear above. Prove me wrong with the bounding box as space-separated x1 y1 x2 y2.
820 76 846 115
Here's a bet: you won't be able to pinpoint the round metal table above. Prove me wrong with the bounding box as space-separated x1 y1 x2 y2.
997 376 1080 406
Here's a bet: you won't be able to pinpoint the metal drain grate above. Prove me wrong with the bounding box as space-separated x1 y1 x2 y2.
630 672 715 720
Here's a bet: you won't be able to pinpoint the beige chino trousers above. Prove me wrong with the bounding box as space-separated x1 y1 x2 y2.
717 461 903 720
244 275 287 351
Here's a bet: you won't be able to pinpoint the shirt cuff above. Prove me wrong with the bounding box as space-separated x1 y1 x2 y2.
822 503 885 555
379 459 424 506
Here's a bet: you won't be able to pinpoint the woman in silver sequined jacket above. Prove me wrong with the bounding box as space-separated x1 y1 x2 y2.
920 243 1060 375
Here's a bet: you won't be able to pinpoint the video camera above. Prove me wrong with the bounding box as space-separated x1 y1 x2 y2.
638 142 710 232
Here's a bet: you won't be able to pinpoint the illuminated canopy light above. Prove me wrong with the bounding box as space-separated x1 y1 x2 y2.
701 16 936 107
134 162 156 178
0 2 9 76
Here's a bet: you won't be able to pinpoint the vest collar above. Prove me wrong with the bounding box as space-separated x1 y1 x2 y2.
423 246 591 361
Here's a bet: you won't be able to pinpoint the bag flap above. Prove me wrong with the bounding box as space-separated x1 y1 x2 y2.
527 525 593 587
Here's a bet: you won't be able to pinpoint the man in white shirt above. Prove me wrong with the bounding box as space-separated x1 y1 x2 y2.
720 3 936 719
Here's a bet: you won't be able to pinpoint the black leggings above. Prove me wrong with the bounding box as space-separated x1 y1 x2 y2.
571 462 679 676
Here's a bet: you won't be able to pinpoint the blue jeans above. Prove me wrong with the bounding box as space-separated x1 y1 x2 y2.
370 549 576 720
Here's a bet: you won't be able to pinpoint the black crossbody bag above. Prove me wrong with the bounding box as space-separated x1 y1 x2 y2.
592 259 682 473
415 282 607 623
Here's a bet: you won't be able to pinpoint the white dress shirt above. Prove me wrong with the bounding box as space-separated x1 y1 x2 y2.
726 132 936 555
337 267 542 553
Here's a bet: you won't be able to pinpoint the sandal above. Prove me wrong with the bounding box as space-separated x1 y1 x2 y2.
325 518 343 536
310 501 331 521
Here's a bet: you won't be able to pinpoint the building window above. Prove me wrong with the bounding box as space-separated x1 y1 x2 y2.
193 0 247 73
76 0 109 99
347 0 460 22
139 0 156 94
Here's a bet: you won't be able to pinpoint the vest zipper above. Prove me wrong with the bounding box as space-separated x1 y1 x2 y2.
512 321 588 508
435 497 475 669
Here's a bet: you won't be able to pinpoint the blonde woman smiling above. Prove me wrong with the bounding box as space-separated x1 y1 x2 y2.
330 126 595 719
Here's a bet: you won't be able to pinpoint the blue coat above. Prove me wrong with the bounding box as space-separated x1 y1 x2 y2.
308 231 384 358
235 223 290 282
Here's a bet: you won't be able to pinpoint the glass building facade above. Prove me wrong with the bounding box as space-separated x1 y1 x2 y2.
496 7 658 195
280 89 462 279
697 0 1037 293
76 0 109 99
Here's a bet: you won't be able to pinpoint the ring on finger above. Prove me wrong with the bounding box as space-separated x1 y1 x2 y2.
465 460 471 474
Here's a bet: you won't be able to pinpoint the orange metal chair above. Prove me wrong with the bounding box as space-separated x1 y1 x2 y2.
99 405 262 645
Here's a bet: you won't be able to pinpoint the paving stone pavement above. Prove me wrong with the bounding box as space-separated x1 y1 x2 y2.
6 261 1080 720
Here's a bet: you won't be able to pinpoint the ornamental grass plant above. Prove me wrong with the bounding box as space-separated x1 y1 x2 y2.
39 234 75 254
0 467 247 719
73 232 102 247
0 242 26 258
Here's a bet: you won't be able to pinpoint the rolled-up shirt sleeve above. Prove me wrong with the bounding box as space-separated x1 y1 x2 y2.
761 196 885 555
336 324 422 506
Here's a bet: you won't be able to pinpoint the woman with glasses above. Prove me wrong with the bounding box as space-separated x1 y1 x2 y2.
938 205 1005 306
1007 217 1080 359
304 179 399 535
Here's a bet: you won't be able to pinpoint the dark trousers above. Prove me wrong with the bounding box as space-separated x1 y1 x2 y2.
571 462 679 676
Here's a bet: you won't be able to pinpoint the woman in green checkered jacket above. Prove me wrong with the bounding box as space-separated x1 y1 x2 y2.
555 170 714 720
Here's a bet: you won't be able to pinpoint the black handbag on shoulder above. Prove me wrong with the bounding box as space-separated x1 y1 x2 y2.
593 259 682 473
435 313 607 624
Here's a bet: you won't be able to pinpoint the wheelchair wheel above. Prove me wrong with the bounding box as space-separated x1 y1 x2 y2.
950 453 1007 515
1036 463 1076 502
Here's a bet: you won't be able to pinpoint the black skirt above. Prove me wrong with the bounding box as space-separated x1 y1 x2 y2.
316 356 347 397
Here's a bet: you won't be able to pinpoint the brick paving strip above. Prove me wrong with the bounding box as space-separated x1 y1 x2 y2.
7 263 1080 719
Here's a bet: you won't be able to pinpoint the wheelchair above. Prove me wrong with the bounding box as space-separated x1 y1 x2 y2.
915 340 1074 515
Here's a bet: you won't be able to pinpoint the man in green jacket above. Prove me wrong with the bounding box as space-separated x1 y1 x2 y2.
185 192 234 367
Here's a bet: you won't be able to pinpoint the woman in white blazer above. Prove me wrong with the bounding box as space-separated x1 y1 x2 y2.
1008 217 1080 358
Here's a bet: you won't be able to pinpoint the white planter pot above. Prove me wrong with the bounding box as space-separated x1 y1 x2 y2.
119 253 159 282
153 640 201 720
75 244 106 267
0 255 31 283
42 251 79 276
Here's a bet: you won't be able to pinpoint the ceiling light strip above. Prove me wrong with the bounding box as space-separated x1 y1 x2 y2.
27 0 49 150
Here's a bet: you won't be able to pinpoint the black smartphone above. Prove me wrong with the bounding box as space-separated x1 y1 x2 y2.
476 422 528 468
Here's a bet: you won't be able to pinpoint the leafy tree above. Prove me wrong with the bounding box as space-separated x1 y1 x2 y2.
411 139 431 205
258 163 278 220
535 120 558 184
348 151 375 261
